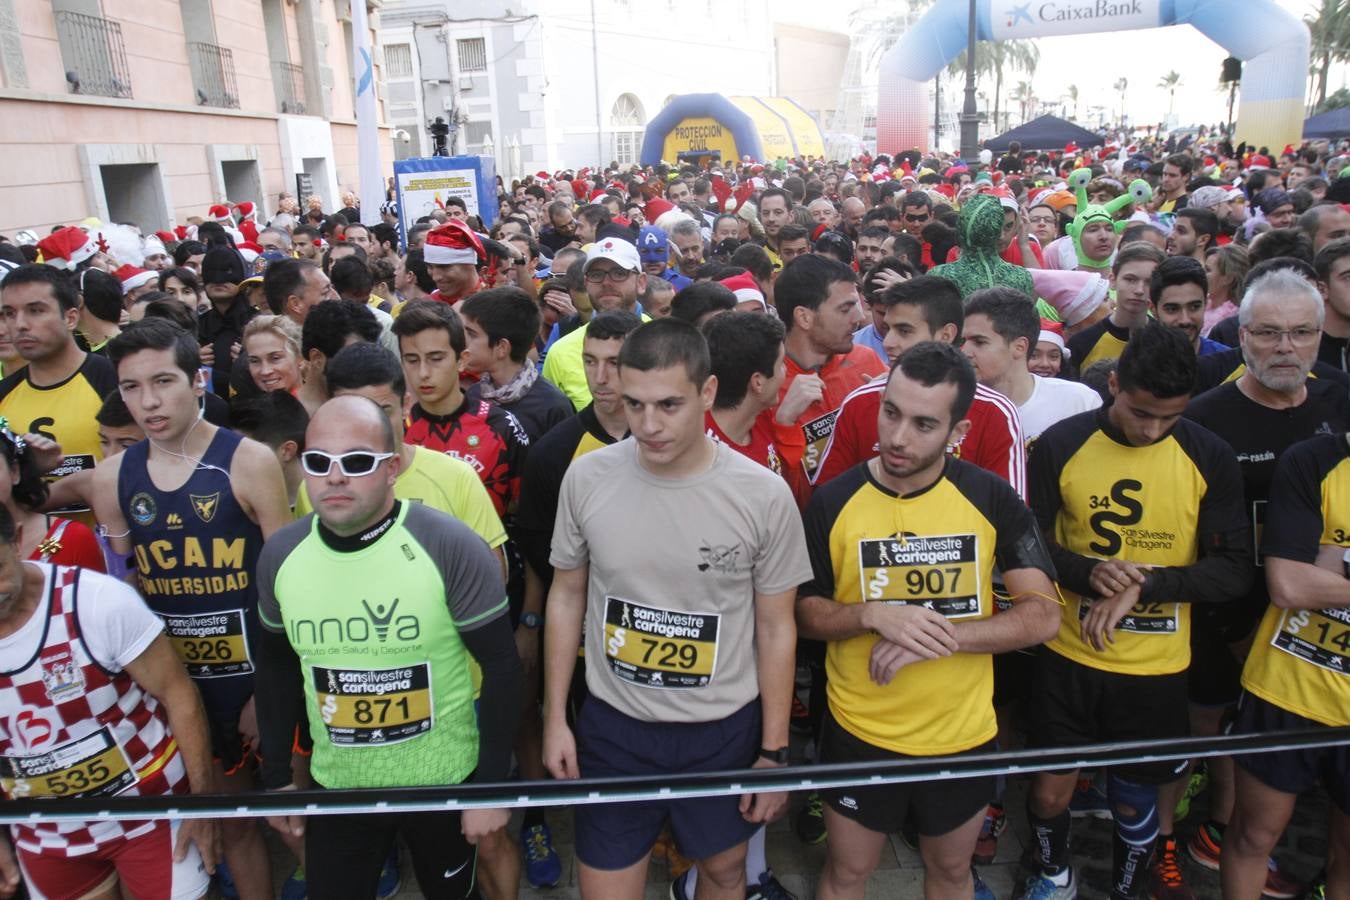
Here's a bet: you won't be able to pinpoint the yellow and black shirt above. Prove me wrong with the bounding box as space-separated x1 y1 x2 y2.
1242 433 1350 726
800 459 1055 756
1027 409 1251 676
0 354 117 518
1066 317 1132 370
1195 347 1350 395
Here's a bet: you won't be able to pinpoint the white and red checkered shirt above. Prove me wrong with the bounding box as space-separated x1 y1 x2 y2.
0 565 186 856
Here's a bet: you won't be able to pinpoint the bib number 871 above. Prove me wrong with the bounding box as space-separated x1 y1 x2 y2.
640 638 697 669
352 697 412 725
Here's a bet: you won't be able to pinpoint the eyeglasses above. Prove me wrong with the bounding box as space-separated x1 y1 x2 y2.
1028 216 1057 226
585 268 635 283
903 213 930 223
300 450 395 478
1244 327 1320 347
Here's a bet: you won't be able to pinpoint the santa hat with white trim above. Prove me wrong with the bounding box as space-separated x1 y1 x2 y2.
114 265 157 295
423 220 485 267
236 201 257 221
37 226 99 270
719 272 766 311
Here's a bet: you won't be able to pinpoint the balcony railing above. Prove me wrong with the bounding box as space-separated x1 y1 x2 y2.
53 10 132 98
272 60 307 115
187 42 239 109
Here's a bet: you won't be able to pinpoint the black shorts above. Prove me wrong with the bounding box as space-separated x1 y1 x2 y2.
1027 649 1190 784
993 647 1037 710
1187 606 1246 707
1232 693 1350 815
208 707 255 775
305 807 476 899
574 697 760 870
819 709 994 837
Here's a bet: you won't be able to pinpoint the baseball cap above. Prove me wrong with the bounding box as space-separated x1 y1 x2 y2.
1189 185 1245 210
200 246 248 285
583 238 640 274
636 226 669 263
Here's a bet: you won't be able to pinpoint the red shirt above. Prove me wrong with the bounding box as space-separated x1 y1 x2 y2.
778 345 887 489
813 377 1027 498
28 516 106 571
403 396 530 517
705 409 809 503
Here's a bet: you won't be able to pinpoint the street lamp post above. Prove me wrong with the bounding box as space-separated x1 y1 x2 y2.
959 0 981 160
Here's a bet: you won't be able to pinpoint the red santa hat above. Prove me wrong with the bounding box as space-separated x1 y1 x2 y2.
236 201 257 221
238 241 264 255
643 197 676 223
155 230 177 244
1037 319 1070 359
534 171 550 181
719 272 766 310
423 220 485 266
114 265 157 294
588 187 608 203
37 226 99 270
570 179 589 198
208 204 233 223
991 186 1019 213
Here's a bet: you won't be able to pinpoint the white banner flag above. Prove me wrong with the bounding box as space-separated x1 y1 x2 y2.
350 0 385 226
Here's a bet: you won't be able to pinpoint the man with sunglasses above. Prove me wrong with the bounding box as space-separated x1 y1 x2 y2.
256 394 522 899
543 238 649 410
899 193 934 237
91 318 293 900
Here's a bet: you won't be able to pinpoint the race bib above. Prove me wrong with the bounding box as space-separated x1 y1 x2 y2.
1 726 137 800
801 411 838 481
603 598 720 689
1077 597 1179 634
858 534 981 619
1271 607 1350 675
312 663 433 746
162 609 253 678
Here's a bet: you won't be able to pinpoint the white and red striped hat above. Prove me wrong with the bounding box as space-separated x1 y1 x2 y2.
113 265 157 294
720 272 766 311
423 220 485 266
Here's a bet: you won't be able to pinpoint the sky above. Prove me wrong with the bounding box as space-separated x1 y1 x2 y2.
772 0 1348 130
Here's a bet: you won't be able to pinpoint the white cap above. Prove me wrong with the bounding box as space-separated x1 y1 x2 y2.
582 238 641 274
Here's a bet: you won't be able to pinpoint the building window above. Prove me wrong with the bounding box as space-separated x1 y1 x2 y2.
457 38 486 73
385 43 413 79
611 93 646 166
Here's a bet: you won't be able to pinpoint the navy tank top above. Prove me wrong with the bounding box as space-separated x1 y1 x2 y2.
117 427 261 718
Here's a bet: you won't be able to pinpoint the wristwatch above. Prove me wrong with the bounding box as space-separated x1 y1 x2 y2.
520 612 542 629
757 746 790 764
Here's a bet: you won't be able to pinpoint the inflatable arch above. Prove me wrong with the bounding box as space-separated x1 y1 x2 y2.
877 0 1309 155
640 94 826 167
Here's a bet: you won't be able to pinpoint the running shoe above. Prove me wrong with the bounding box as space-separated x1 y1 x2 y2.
1186 823 1223 871
748 869 798 900
1068 777 1113 820
376 846 401 900
974 803 1007 864
1022 869 1078 900
669 868 693 900
522 821 562 889
280 866 307 900
973 866 995 900
789 695 812 735
1185 823 1302 898
794 793 827 845
1148 836 1194 900
1173 766 1208 822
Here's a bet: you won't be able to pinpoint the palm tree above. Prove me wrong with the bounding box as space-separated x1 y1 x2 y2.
1113 77 1129 126
1158 71 1183 118
1067 84 1079 119
947 40 1039 133
1010 81 1037 125
1306 0 1350 110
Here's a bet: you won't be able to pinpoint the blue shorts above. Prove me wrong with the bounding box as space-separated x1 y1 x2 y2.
574 697 761 870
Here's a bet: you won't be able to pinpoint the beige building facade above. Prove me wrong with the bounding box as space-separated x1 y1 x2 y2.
0 0 393 236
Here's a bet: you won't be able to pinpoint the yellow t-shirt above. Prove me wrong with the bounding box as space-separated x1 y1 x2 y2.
802 460 1052 755
1242 434 1350 726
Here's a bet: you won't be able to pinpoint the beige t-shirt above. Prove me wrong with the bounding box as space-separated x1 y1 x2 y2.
551 439 811 723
